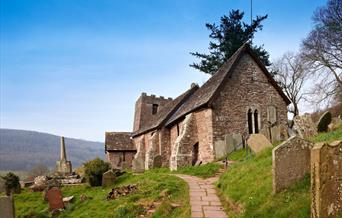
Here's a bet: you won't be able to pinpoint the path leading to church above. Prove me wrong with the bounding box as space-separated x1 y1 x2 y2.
176 174 228 218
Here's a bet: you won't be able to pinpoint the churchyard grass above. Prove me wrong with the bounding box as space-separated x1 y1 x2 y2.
217 127 342 218
310 126 342 143
218 147 310 218
14 171 190 218
174 162 221 179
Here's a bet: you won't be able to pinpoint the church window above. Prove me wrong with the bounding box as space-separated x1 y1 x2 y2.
254 109 259 133
152 104 158 115
248 109 253 134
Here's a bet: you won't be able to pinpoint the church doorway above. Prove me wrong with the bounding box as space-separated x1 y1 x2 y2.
192 142 199 166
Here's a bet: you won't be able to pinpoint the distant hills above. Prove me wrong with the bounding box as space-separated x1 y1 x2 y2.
0 129 104 171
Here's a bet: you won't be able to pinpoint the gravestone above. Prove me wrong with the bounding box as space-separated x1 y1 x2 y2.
47 187 64 212
102 170 116 186
247 134 272 153
0 196 15 218
215 133 242 159
272 136 313 193
311 140 342 218
293 114 317 138
132 156 145 173
317 111 332 132
152 155 162 168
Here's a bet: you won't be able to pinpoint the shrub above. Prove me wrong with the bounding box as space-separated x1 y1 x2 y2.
83 158 110 186
2 172 21 195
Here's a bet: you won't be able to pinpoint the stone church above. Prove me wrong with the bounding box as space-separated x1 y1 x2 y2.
105 43 290 171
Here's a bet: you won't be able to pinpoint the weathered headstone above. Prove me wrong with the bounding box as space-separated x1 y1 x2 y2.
311 140 342 218
272 136 313 193
317 111 332 132
102 170 116 186
0 196 15 218
293 114 317 138
47 187 64 212
247 134 272 153
215 133 242 159
152 155 162 168
132 156 145 173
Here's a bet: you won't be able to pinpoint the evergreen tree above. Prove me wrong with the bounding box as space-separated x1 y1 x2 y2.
190 10 271 75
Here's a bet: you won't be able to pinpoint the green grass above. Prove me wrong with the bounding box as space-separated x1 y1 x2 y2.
309 126 342 143
228 149 247 161
217 128 342 218
218 148 311 218
14 171 190 218
175 162 221 179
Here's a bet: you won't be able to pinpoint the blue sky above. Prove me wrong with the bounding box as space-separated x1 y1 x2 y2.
0 0 326 141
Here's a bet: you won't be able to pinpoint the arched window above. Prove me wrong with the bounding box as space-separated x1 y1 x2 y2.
254 110 259 133
248 109 253 134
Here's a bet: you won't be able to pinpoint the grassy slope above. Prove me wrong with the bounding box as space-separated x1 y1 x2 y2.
14 171 190 218
174 163 221 179
218 127 342 218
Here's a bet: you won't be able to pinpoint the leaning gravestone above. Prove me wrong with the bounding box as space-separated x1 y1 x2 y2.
102 170 116 186
47 187 64 212
0 196 15 218
247 134 272 154
293 114 317 138
317 111 332 132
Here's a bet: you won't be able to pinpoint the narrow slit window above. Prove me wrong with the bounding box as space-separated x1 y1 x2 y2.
152 104 158 115
254 110 259 133
176 124 180 136
248 109 253 134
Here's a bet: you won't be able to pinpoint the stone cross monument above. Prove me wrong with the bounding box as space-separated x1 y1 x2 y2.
55 136 72 175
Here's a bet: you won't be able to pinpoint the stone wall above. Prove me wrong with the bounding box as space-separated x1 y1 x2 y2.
132 135 146 173
145 131 159 170
194 109 215 163
106 151 136 169
311 140 342 218
212 53 288 148
158 128 172 167
170 113 198 170
169 108 215 169
272 136 313 193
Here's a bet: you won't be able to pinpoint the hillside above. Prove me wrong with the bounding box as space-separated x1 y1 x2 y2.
0 129 104 171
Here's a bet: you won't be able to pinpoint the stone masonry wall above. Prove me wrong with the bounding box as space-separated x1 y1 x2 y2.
170 113 198 170
170 108 214 169
145 131 159 170
106 151 135 169
212 53 288 155
272 136 313 193
158 128 172 167
194 109 215 163
311 140 342 218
